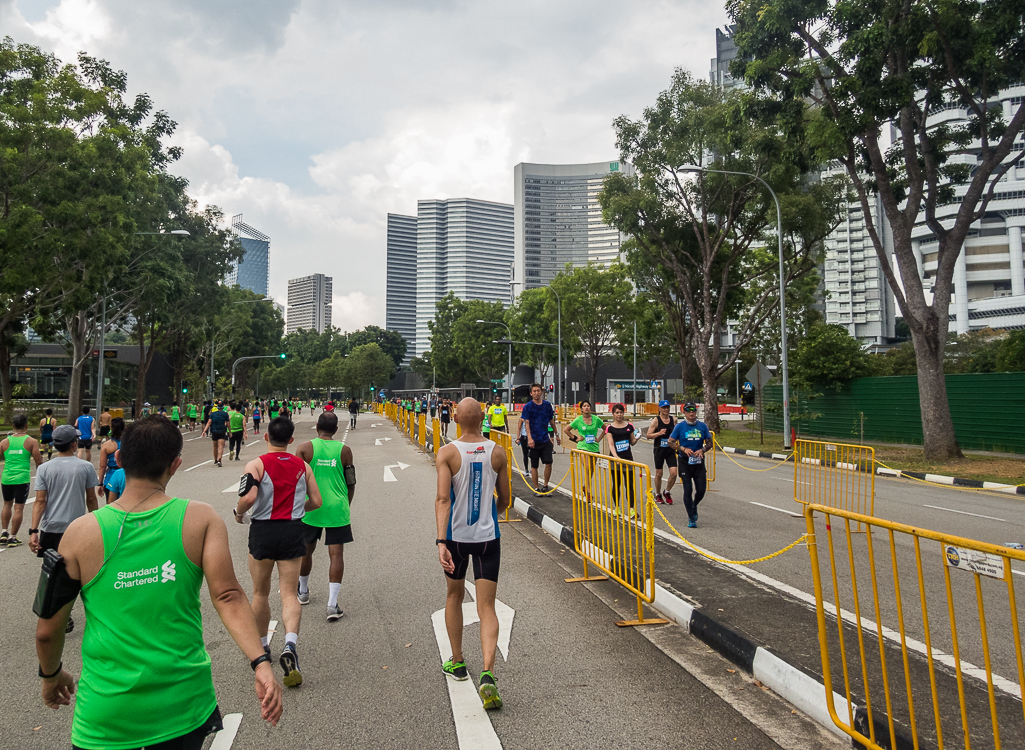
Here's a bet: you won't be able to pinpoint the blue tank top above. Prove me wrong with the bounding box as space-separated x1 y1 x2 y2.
106 440 120 470
77 415 94 437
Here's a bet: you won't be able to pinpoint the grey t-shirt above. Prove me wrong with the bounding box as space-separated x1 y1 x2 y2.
34 456 98 533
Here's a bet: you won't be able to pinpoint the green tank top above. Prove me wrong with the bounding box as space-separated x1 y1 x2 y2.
229 410 244 431
171 405 180 420
2 435 30 484
186 404 197 418
73 498 215 749
302 438 349 528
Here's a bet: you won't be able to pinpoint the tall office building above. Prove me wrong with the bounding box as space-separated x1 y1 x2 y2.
386 213 418 365
709 25 742 89
514 161 634 290
226 214 270 296
415 198 514 355
286 274 332 334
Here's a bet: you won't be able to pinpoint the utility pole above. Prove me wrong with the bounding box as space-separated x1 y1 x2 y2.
95 296 107 414
632 320 637 417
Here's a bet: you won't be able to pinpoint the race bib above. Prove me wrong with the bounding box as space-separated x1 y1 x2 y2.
688 454 703 465
585 434 596 444
615 439 630 453
660 439 669 448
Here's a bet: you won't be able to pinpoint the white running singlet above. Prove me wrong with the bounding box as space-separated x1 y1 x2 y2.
447 439 499 543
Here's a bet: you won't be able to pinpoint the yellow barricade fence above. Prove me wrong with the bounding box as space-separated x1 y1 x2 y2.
408 410 415 442
794 439 875 520
804 503 1025 750
418 413 427 450
566 449 669 628
707 431 717 490
433 418 441 454
488 430 518 523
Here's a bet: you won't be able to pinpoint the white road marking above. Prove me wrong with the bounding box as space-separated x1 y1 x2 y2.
209 713 242 750
267 620 278 643
383 462 410 482
246 440 260 447
185 435 205 442
431 584 505 749
185 460 213 472
222 483 237 494
922 504 1006 522
464 580 515 662
375 437 392 446
749 501 803 518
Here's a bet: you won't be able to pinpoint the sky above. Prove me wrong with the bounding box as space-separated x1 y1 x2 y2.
3 0 731 331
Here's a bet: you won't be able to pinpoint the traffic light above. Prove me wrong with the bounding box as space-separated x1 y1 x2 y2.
180 380 188 394
548 384 554 392
279 353 287 359
370 385 375 392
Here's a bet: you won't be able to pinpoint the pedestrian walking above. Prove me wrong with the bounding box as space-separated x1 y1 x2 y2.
604 404 640 518
647 400 678 504
520 384 560 494
668 402 713 528
1 415 45 548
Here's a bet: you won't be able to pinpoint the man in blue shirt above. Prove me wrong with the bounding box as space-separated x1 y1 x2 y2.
519 383 560 494
668 402 712 528
75 407 97 463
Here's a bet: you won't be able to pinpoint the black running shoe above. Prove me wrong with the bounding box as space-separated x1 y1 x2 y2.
65 615 74 634
280 643 303 687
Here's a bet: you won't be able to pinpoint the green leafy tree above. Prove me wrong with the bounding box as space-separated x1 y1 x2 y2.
616 294 677 384
729 0 1025 459
450 300 509 387
997 331 1025 373
505 288 557 387
346 325 407 373
867 342 919 377
549 263 635 402
790 323 871 391
425 293 473 387
341 343 395 398
944 330 1000 374
602 71 844 431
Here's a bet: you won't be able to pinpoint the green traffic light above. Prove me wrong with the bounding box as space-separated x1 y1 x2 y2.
182 387 188 393
279 353 287 359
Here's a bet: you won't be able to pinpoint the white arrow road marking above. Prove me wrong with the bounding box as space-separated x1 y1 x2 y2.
465 580 515 662
185 460 213 472
375 437 392 446
209 712 242 750
267 620 278 643
382 462 410 482
222 483 238 494
431 582 510 749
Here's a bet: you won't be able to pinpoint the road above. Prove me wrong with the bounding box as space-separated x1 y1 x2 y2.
0 410 844 749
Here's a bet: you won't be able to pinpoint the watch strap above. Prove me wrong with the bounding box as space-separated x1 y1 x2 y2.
39 661 62 679
436 538 447 545
250 653 271 671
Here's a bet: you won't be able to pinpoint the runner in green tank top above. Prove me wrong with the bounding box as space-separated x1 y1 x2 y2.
170 404 180 426
35 416 282 746
297 411 356 621
186 402 198 432
1 415 43 547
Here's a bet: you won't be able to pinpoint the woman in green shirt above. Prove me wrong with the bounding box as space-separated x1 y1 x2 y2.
563 401 604 501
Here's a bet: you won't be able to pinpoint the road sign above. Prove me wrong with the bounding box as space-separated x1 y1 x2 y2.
745 362 772 388
571 382 579 391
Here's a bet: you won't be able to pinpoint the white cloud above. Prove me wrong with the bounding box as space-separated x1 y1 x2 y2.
7 0 731 328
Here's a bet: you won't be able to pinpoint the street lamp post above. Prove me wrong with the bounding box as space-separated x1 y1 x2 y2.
98 230 191 415
677 164 791 448
546 286 562 408
476 320 512 406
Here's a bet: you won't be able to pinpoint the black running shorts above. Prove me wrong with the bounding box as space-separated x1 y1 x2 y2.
528 440 554 468
303 523 354 546
653 448 678 470
1 483 29 504
210 431 227 442
248 519 307 560
99 425 110 437
444 538 501 582
77 439 93 450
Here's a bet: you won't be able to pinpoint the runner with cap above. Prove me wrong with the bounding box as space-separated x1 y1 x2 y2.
646 400 677 505
668 402 713 528
435 398 510 710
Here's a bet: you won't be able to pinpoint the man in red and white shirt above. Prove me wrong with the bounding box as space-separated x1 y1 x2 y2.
236 417 322 688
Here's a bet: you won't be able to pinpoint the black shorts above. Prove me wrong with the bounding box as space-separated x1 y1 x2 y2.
77 439 93 450
653 448 678 470
248 519 307 560
1 483 29 504
210 431 227 442
99 425 110 437
73 706 222 750
36 531 64 558
40 437 53 445
303 523 354 546
444 539 501 582
440 415 450 424
189 416 197 422
529 440 554 467
492 424 507 433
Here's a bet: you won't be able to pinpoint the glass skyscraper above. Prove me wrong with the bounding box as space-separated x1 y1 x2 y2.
227 214 269 297
514 161 634 290
386 213 418 365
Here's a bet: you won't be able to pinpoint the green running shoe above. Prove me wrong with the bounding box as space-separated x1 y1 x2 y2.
478 671 502 710
442 658 468 681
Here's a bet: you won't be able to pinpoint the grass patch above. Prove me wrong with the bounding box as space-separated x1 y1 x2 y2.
716 422 1025 487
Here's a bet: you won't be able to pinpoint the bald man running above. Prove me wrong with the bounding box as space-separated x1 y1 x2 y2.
435 398 510 710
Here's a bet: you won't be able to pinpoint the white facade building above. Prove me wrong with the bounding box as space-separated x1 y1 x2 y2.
414 198 514 355
386 213 418 365
514 161 634 290
286 273 332 334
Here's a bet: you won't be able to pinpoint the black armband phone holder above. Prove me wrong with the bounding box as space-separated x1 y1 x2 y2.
343 464 356 487
33 549 81 619
238 472 258 497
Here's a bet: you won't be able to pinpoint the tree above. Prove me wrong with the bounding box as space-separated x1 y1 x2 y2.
425 293 473 387
602 71 845 432
450 300 509 387
549 263 635 402
505 288 557 388
346 325 407 373
616 295 677 383
341 343 394 398
944 330 1000 374
867 342 919 377
790 323 871 391
996 331 1025 373
729 0 1025 458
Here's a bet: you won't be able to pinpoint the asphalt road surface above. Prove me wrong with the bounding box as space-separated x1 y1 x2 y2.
0 410 845 750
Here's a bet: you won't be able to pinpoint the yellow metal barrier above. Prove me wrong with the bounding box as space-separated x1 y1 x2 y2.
794 439 875 519
433 418 441 454
805 503 1025 750
418 413 427 450
489 430 518 523
408 409 415 442
567 449 669 628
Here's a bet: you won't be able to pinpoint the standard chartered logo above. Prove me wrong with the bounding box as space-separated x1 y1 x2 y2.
114 559 176 590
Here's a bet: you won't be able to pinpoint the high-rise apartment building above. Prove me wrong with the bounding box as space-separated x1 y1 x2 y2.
709 25 742 89
286 274 332 334
386 213 418 365
414 198 514 355
513 161 634 290
227 214 270 296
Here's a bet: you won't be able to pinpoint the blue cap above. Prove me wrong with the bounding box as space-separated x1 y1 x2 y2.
658 400 671 408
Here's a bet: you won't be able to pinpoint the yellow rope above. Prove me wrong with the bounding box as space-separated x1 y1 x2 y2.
874 460 1024 492
511 449 572 495
653 504 808 565
718 449 794 472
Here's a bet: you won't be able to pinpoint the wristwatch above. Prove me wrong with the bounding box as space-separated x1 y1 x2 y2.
250 653 271 671
29 528 39 535
436 538 447 545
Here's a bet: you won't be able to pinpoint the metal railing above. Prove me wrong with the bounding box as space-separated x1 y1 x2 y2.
795 439 875 519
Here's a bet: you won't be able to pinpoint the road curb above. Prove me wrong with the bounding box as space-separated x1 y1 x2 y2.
510 494 851 741
719 444 1025 494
